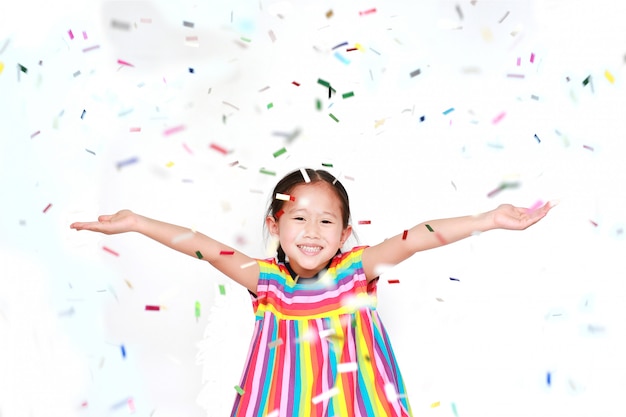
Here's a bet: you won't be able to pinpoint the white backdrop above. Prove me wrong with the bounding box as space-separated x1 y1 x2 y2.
1 0 626 416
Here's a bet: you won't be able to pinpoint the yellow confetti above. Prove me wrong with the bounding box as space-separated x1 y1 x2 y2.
605 70 615 84
431 401 441 408
481 27 493 42
166 161 175 167
0 61 4 74
355 42 364 51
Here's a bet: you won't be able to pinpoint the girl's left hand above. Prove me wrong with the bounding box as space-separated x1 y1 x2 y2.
491 201 556 230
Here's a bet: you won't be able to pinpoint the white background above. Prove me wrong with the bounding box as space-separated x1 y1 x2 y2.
1 0 626 416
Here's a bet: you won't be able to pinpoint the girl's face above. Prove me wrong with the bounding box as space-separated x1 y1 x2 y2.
266 182 352 278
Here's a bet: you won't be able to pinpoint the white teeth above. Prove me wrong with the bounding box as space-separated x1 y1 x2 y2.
299 245 322 253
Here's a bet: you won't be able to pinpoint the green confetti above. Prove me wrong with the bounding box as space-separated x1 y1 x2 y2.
234 385 245 395
18 64 27 73
194 301 201 318
267 102 273 109
329 113 339 122
321 162 333 168
195 250 203 259
342 91 354 99
451 402 459 417
219 284 226 295
259 168 276 176
582 75 591 86
425 224 434 232
316 99 322 111
273 147 287 158
240 36 251 42
317 78 330 88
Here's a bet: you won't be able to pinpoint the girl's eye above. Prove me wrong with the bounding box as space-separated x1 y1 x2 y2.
321 220 333 224
294 217 305 221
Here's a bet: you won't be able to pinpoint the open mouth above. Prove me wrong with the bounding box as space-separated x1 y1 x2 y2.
297 245 323 255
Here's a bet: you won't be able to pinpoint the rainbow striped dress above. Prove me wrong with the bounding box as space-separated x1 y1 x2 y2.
230 246 413 417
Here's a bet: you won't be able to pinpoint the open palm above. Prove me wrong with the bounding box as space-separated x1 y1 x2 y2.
492 202 554 231
70 209 138 235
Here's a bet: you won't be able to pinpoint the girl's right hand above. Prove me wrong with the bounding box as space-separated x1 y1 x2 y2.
70 209 138 235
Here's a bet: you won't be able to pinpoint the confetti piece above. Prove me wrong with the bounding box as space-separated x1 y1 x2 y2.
234 385 245 395
450 277 460 281
292 81 300 86
326 9 333 18
334 51 350 65
316 99 322 110
425 224 434 232
275 209 284 219
195 250 203 259
436 297 444 302
276 193 295 202
402 230 408 240
124 279 133 289
359 8 377 16
183 20 194 28
337 362 358 373
342 91 354 99
219 284 226 295
534 134 541 143
583 144 594 151
195 301 201 319
145 305 160 311
273 147 287 158
582 75 591 86
589 219 598 227
260 168 276 176
240 261 257 269
329 113 339 122
220 250 235 255
431 401 441 408
346 47 357 52
163 125 185 136
507 73 525 78
332 41 349 50
312 387 339 404
531 94 539 100
129 127 141 133
83 31 88 40
240 36 251 43
420 115 425 122
85 149 96 155
268 338 284 349
121 345 126 358
268 30 276 42
498 10 510 23
117 156 138 169
43 203 52 213
604 70 615 84
165 161 175 168
516 57 521 66
103 246 119 256
73 70 81 78
442 107 454 115
492 112 506 124
266 102 274 109
18 63 27 73
0 62 4 74
111 20 131 30
317 78 331 88
530 52 535 63
410 68 421 78
68 29 74 40
79 109 86 120
388 279 400 284
300 167 311 183
188 67 195 73
358 220 371 225
127 398 135 413
321 162 333 168
209 143 228 155
117 59 134 67
547 372 551 386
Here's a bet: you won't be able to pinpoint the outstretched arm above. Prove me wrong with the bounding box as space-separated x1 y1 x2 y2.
361 202 556 281
70 210 259 293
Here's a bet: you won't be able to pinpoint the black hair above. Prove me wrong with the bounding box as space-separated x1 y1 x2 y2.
264 168 352 263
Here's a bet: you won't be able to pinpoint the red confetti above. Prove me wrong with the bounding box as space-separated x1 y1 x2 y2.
209 143 228 155
292 81 300 86
275 209 284 219
346 47 358 52
43 203 52 213
402 230 408 240
102 246 119 256
145 305 160 311
388 279 400 284
220 250 235 255
358 220 371 225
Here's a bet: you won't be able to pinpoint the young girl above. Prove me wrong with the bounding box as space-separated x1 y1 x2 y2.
70 168 554 417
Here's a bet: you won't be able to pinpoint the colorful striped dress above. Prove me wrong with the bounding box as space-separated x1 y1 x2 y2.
230 246 413 417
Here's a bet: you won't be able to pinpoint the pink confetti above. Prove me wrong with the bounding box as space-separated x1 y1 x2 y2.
359 7 377 16
68 30 74 40
82 31 88 40
516 57 521 66
82 45 100 53
103 246 119 256
527 200 544 213
30 130 41 138
117 59 134 67
492 112 506 124
129 127 141 132
43 203 52 213
583 144 594 151
163 125 185 136
530 53 535 63
182 143 194 154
